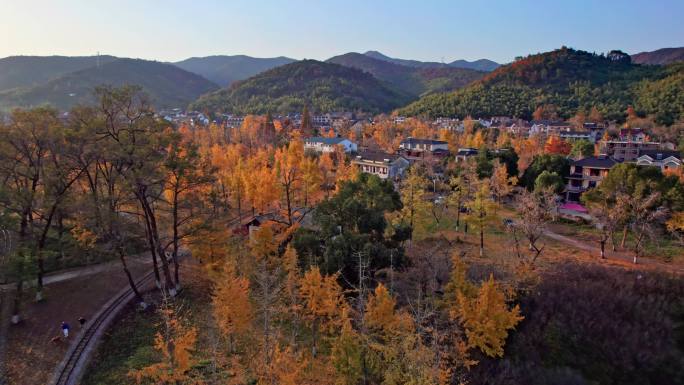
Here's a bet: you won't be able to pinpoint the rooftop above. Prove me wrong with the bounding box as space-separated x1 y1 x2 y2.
304 136 349 145
355 151 404 163
638 150 682 161
572 155 619 169
401 137 448 145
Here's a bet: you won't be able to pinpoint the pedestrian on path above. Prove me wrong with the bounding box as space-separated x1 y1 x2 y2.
78 317 87 328
61 321 70 338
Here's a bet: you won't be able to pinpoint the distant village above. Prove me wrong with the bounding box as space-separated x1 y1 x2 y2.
160 109 681 214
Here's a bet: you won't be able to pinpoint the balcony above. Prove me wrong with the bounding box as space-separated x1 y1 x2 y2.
566 184 587 192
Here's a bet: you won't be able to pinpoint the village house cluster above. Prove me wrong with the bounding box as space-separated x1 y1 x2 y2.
165 111 682 207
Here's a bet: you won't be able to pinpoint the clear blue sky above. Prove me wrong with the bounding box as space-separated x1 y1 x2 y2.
1 0 682 63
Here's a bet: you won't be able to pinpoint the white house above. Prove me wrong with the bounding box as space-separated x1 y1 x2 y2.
352 151 409 180
636 150 682 172
304 137 358 153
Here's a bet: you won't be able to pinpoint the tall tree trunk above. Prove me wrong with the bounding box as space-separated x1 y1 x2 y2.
600 238 606 259
172 191 180 292
621 225 628 248
143 212 161 288
119 247 144 305
139 192 175 295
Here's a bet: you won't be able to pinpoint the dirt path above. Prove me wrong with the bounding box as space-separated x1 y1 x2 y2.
542 228 684 274
4 256 151 385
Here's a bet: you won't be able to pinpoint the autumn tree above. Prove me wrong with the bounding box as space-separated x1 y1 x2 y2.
274 138 304 225
666 211 684 245
510 188 557 265
299 266 346 356
624 190 668 264
489 159 518 205
543 135 571 155
213 261 253 352
163 132 214 290
363 284 437 385
466 182 497 257
588 106 604 124
301 156 322 207
455 274 523 358
584 192 629 258
395 168 433 241
130 296 201 384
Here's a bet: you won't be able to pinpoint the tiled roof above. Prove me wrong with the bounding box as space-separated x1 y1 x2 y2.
401 137 447 145
638 150 681 161
355 151 403 163
572 155 618 168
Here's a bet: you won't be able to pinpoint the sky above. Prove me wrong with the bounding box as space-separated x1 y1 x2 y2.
1 0 682 63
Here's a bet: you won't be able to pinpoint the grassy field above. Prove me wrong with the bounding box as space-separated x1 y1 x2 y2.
81 264 214 385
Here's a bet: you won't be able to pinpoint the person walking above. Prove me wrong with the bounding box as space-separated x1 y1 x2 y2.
78 317 87 328
61 321 70 338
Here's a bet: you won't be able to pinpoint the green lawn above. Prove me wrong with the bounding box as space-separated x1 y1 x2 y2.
81 304 160 385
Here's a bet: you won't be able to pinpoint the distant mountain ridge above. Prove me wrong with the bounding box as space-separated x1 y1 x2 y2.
363 50 500 72
0 58 218 111
174 55 296 86
399 47 683 126
190 59 413 114
631 47 684 65
0 55 118 92
327 52 484 96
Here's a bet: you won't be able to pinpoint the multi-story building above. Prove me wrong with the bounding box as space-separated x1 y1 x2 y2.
636 150 682 172
352 151 409 180
304 137 358 153
597 140 661 161
619 128 646 142
398 137 450 161
559 129 602 143
565 155 619 202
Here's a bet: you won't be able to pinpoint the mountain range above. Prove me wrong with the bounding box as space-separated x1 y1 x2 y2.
0 47 681 118
399 47 684 125
174 55 296 87
190 60 413 114
0 58 219 112
363 50 500 71
631 47 684 65
326 52 484 97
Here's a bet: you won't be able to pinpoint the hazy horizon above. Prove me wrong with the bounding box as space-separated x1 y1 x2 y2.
1 0 683 63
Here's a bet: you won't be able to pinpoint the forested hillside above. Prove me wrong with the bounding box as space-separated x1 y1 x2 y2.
174 55 296 86
0 55 118 91
190 59 413 114
327 52 484 97
399 47 684 125
632 47 684 65
0 58 219 111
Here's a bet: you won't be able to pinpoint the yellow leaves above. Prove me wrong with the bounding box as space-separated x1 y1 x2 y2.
455 274 523 358
130 303 201 385
302 155 323 205
395 169 433 240
70 223 97 249
490 159 517 202
213 261 253 338
667 211 684 232
365 284 413 335
249 223 279 263
299 267 347 333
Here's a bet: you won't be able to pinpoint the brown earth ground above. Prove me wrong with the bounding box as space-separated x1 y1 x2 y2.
5 256 151 385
